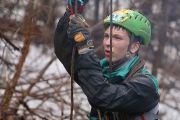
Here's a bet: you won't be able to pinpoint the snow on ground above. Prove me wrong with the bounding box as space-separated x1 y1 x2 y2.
1 44 180 119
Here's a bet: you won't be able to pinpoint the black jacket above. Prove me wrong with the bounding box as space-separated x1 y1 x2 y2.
54 12 160 118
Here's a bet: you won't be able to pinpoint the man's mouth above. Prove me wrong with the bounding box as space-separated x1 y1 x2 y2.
104 50 112 57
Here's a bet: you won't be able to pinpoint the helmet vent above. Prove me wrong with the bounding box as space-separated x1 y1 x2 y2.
140 17 143 21
145 20 147 23
135 15 138 19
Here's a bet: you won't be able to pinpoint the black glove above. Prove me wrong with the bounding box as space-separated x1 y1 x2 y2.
68 16 94 54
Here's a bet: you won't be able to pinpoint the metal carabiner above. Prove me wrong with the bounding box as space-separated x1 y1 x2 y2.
68 0 84 15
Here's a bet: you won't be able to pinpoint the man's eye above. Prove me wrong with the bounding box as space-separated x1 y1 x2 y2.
104 35 109 38
114 36 121 40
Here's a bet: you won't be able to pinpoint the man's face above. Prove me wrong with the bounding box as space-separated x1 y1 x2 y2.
103 27 130 63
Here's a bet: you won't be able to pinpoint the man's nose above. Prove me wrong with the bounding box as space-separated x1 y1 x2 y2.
105 38 110 45
105 38 113 47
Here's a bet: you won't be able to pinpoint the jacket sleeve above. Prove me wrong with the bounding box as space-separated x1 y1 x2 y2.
74 51 160 116
54 12 75 75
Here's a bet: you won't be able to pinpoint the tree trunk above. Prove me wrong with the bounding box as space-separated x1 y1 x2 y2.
93 0 100 24
1 0 35 118
152 0 168 76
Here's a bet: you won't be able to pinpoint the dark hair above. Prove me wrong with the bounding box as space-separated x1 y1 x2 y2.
105 24 142 44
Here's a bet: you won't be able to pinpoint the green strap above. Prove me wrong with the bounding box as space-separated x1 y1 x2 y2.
140 67 159 93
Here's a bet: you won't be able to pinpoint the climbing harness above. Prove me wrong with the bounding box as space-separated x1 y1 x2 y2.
134 104 159 120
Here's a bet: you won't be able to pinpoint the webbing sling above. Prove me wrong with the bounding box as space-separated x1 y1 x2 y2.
140 116 145 120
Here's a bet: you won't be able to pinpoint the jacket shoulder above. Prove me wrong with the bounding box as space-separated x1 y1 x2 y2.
127 73 158 94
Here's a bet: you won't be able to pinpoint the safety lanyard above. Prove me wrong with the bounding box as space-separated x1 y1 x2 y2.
109 0 113 83
140 115 145 120
68 1 84 120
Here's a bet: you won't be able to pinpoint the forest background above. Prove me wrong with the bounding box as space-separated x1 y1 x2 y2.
0 0 180 120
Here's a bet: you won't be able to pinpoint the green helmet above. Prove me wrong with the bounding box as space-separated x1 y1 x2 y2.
104 9 151 46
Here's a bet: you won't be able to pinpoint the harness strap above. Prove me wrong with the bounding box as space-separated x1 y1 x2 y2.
124 58 145 81
134 104 159 120
140 115 145 120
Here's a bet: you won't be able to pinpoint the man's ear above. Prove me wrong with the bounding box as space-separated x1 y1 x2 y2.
130 42 140 54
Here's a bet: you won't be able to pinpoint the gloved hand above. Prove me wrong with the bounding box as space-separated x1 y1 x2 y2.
68 16 94 54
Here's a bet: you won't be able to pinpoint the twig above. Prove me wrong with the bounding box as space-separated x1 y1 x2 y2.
0 31 20 51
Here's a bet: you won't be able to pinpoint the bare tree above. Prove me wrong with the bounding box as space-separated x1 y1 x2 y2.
0 0 89 119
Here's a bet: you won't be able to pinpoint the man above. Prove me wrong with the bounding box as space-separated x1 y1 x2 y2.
54 6 160 120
